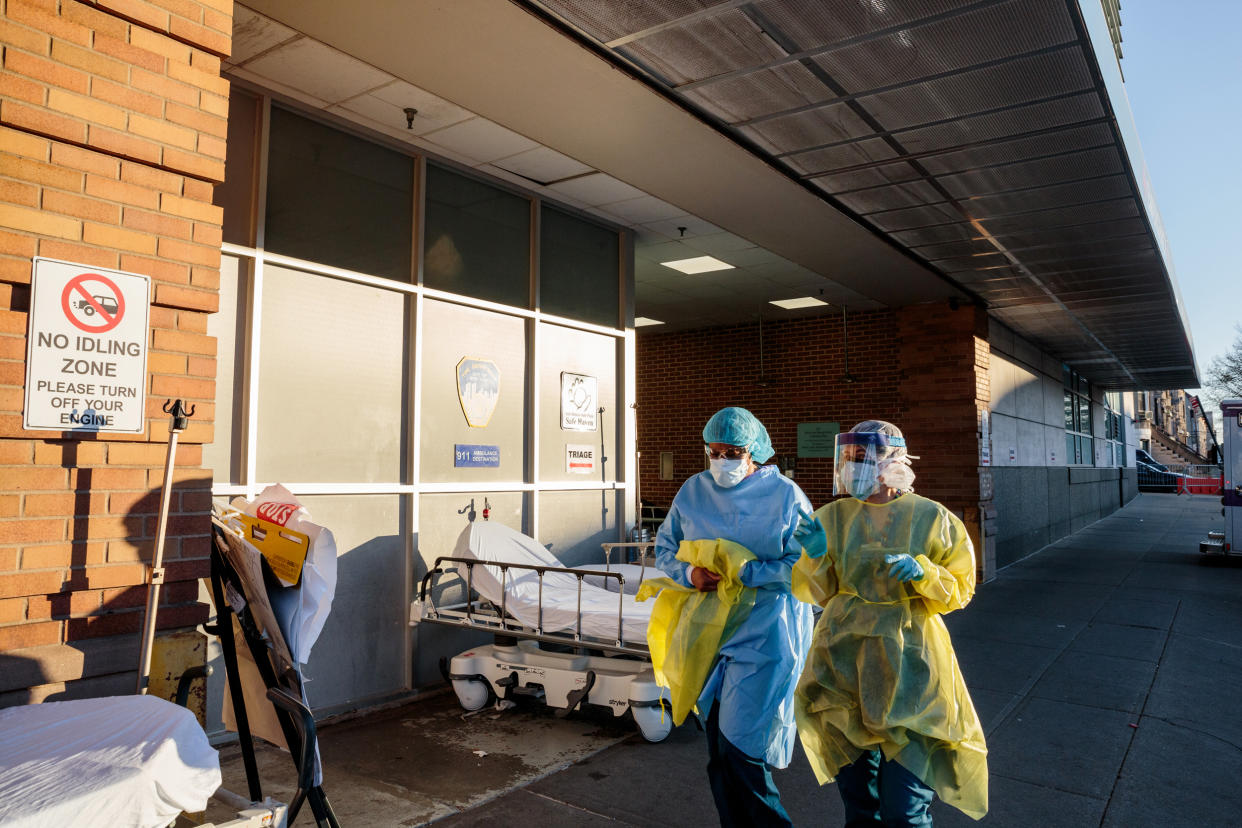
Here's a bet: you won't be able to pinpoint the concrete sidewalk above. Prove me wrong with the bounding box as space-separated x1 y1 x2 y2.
214 493 1239 826
432 493 1239 827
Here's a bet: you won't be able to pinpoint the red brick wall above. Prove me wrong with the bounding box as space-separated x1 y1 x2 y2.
636 309 901 508
0 0 230 702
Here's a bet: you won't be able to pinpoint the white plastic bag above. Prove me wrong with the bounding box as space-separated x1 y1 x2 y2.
230 484 337 665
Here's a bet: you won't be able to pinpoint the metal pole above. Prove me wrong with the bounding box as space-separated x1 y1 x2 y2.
631 402 642 542
136 399 194 694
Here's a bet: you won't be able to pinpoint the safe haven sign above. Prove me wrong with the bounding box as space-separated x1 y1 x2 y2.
24 258 150 434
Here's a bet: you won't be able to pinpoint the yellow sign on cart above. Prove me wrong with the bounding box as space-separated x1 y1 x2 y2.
231 512 310 587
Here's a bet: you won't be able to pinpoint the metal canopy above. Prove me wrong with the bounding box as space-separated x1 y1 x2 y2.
522 0 1198 389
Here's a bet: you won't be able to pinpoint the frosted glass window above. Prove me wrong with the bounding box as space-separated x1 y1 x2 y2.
419 300 527 483
265 107 413 281
537 490 618 569
256 265 408 482
423 164 530 307
537 323 617 484
540 206 619 327
203 255 243 484
297 495 406 706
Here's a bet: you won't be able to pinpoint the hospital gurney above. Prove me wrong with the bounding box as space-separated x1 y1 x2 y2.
412 521 672 742
583 541 656 595
0 695 224 828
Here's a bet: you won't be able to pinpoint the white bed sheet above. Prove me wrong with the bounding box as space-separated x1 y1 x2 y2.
0 695 221 828
581 562 649 595
455 522 653 644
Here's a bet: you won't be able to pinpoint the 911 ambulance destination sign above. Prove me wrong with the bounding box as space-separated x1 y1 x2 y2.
24 258 150 433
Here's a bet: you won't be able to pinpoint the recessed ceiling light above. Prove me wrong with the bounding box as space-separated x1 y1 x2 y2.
770 296 829 310
634 317 664 327
659 256 734 274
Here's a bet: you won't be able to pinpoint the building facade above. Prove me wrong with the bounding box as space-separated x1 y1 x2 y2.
1134 390 1218 464
0 0 1200 722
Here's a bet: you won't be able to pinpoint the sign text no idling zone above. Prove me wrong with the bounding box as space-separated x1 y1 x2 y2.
24 258 150 434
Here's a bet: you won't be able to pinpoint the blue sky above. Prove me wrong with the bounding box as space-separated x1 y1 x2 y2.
1118 0 1242 396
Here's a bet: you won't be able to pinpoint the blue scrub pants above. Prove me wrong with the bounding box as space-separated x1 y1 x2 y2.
704 704 792 828
836 749 935 827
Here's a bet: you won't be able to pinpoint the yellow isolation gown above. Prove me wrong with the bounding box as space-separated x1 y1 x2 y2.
637 538 757 727
793 493 989 820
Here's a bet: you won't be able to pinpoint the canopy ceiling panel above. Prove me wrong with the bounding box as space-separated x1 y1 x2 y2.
241 0 1196 388
525 0 1198 388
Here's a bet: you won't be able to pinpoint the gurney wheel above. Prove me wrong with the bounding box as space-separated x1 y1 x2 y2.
453 678 493 712
633 705 673 743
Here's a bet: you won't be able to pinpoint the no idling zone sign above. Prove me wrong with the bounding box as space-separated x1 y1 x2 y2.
24 258 150 434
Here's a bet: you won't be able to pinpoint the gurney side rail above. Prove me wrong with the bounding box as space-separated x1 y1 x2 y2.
418 555 648 658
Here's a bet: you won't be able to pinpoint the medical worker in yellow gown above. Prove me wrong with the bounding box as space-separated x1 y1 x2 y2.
793 420 988 825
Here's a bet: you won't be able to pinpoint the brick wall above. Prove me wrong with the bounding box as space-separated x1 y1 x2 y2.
894 302 994 575
636 310 902 508
0 0 230 705
636 301 994 578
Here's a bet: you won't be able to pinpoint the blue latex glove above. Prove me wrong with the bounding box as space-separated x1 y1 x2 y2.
885 553 924 582
794 507 829 559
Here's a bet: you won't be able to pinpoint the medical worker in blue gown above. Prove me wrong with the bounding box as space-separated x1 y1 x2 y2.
653 406 815 827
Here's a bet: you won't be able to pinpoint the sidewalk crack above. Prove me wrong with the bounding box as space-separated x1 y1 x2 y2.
526 789 635 822
1140 715 1242 753
1098 589 1182 827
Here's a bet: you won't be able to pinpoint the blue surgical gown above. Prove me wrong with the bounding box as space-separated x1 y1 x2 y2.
654 465 815 767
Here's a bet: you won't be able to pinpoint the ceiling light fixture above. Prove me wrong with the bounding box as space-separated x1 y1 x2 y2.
634 317 664 327
769 296 828 310
660 256 734 275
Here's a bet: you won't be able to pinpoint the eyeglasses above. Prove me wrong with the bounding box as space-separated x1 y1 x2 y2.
705 445 749 460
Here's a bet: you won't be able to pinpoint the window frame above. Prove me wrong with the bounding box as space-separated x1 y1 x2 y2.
1063 366 1095 466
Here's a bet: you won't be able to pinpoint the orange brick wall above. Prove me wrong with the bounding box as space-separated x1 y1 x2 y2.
0 0 230 701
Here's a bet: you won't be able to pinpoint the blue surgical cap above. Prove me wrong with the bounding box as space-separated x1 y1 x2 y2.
702 406 775 463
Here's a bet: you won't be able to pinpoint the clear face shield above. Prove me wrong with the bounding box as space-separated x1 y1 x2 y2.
833 431 908 500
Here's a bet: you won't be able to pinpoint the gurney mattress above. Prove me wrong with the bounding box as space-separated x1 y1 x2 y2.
457 521 654 643
0 695 220 828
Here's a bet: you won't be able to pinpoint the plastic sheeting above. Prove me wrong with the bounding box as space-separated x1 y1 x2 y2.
228 483 337 665
0 695 220 828
635 537 756 725
792 493 989 820
453 521 653 644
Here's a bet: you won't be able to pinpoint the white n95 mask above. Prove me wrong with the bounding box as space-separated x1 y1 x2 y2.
710 457 749 488
878 459 916 491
